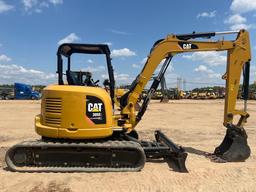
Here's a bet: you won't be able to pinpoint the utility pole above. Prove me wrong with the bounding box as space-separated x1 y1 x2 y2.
177 77 182 90
183 79 186 91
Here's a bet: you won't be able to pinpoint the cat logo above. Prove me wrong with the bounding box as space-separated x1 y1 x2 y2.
86 96 106 124
178 42 198 50
182 43 192 49
88 103 103 112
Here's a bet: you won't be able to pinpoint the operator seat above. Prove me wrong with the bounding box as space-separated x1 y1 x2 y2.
66 71 79 85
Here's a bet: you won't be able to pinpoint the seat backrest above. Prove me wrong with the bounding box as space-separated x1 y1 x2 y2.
66 71 79 85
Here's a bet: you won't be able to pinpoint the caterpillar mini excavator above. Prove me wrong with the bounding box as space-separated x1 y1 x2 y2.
5 29 252 173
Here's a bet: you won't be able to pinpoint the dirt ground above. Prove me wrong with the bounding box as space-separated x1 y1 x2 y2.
0 100 256 192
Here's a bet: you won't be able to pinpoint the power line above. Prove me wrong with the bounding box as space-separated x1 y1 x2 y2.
167 80 224 86
185 81 224 86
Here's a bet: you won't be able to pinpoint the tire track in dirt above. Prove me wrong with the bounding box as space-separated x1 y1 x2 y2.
28 181 72 192
0 147 7 168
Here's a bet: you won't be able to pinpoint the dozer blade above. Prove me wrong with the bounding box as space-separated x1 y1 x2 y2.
214 124 251 162
164 150 188 173
155 130 188 172
142 130 188 173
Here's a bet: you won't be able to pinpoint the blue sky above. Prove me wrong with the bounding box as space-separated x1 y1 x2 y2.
0 0 255 89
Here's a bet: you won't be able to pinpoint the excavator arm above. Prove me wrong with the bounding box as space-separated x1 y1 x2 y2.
121 29 251 128
120 29 251 162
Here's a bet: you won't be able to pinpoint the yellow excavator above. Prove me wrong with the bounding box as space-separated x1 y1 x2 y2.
6 29 251 173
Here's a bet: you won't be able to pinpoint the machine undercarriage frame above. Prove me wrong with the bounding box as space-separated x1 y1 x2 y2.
5 130 188 173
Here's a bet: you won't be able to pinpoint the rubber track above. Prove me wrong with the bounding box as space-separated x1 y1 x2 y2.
5 140 146 172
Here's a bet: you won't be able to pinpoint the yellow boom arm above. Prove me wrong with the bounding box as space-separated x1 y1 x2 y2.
120 29 251 130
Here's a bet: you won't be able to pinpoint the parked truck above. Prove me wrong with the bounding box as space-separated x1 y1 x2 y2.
0 83 40 100
0 87 14 99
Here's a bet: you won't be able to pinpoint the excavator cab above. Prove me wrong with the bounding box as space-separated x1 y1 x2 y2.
57 43 115 98
30 44 117 140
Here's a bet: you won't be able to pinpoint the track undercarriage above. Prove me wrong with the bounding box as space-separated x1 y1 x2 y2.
5 130 188 173
5 125 250 173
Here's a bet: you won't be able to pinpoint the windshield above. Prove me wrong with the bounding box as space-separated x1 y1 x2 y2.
61 53 107 86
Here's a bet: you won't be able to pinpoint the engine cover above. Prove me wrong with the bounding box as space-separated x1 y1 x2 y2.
35 85 113 139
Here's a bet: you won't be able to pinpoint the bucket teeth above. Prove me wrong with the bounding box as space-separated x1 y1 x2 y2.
214 124 251 162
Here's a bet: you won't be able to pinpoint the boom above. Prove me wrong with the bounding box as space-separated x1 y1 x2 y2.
120 29 251 130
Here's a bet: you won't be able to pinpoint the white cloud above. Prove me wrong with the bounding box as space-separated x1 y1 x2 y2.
230 23 255 30
22 0 37 10
164 72 179 85
115 73 130 81
167 64 174 73
49 0 63 5
82 65 105 73
101 74 108 79
114 72 134 84
0 64 56 84
152 60 176 88
22 0 63 13
230 0 256 14
103 42 112 46
183 51 226 67
224 14 246 24
101 72 132 84
87 59 93 64
154 59 174 73
130 57 148 69
194 65 221 79
131 57 170 70
225 1 256 30
58 33 80 45
224 14 255 30
132 64 140 68
108 29 131 35
140 57 148 64
39 2 49 8
0 54 11 62
197 10 216 18
111 48 136 57
0 0 14 13
194 65 213 73
35 8 42 13
208 73 222 79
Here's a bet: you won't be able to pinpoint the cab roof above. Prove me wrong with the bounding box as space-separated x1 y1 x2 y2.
57 43 111 57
